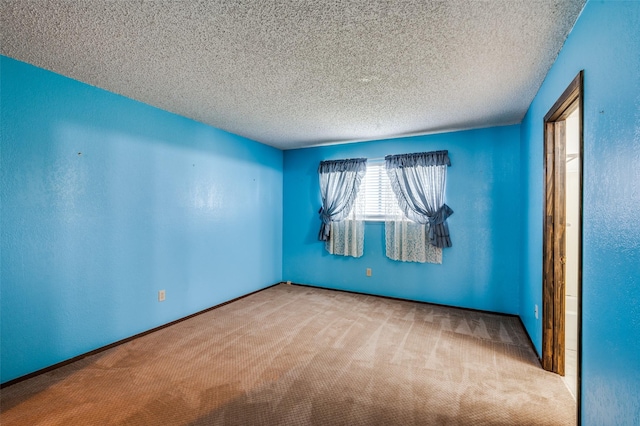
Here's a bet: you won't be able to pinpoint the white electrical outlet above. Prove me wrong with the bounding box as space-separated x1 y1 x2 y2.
366 268 372 277
534 304 539 319
158 290 166 302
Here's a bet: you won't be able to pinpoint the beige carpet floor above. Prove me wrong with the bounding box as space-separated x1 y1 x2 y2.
1 283 576 425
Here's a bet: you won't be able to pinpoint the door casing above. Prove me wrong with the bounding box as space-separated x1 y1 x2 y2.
542 70 583 423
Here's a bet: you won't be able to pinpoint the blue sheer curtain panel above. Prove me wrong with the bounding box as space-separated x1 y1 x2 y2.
385 151 453 249
317 158 367 245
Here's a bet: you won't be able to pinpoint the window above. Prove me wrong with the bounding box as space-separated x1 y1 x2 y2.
356 160 401 221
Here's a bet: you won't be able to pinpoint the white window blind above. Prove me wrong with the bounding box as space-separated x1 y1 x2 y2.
357 160 401 221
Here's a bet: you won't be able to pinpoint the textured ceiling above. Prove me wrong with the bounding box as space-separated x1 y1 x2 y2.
1 1 585 149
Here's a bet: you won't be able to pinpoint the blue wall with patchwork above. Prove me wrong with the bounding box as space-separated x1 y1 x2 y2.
283 125 521 314
0 56 283 383
519 1 640 423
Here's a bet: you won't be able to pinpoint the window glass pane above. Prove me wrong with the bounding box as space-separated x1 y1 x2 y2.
357 161 400 221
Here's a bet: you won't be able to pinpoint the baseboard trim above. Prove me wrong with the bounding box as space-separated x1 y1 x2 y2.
3 281 543 387
1 282 282 388
291 282 541 362
516 316 543 367
291 281 520 318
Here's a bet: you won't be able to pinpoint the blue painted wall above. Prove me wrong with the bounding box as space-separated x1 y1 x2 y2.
4 0 639 420
283 125 521 314
519 1 640 423
0 56 283 384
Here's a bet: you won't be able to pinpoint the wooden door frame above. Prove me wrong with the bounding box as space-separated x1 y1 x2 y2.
542 70 583 418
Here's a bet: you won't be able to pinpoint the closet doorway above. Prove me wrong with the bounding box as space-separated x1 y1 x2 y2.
542 71 583 420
